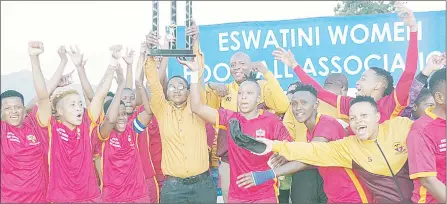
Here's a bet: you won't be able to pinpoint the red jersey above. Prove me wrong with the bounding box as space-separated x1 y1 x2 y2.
46 110 100 202
91 121 149 202
148 118 164 189
1 109 48 203
307 114 372 203
293 31 419 124
217 109 292 202
407 108 446 203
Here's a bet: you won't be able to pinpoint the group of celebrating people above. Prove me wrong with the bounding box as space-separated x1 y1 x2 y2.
1 2 446 203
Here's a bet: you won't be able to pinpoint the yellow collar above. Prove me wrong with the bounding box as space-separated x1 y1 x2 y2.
425 106 438 120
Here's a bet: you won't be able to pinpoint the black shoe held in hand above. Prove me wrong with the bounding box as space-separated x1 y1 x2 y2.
229 119 266 154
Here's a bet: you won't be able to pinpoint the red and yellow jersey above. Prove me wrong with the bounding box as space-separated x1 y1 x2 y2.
0 107 48 203
41 110 100 202
91 122 149 202
273 117 414 203
407 107 446 203
306 114 371 203
216 109 292 202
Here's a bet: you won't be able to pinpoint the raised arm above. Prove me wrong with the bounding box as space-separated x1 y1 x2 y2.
68 45 94 102
393 3 419 106
134 79 153 127
88 45 122 122
28 41 52 127
273 47 348 109
178 58 217 125
144 54 167 118
252 62 290 114
187 20 206 103
122 47 135 89
26 46 70 113
135 41 149 107
158 36 170 92
99 68 126 140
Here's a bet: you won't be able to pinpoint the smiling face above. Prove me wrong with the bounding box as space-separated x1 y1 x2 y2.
290 91 318 123
166 77 189 105
121 89 136 114
349 101 380 140
356 69 383 97
114 104 128 132
56 94 84 126
237 81 260 114
230 52 252 84
413 96 435 119
1 97 25 127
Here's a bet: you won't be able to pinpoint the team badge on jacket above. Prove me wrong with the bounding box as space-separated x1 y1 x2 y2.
393 142 407 154
26 135 39 145
256 129 266 138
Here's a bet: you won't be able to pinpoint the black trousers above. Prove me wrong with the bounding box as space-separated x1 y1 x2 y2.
278 189 291 203
160 171 217 203
291 169 328 203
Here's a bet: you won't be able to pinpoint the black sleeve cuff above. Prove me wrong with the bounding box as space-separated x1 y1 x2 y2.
415 72 429 85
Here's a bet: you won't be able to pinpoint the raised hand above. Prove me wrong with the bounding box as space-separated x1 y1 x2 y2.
395 2 417 31
176 57 199 72
146 31 159 48
272 47 298 68
115 64 125 85
122 47 135 65
67 45 87 67
423 53 447 76
186 19 199 40
140 41 148 55
110 45 123 60
209 83 229 97
28 41 44 56
58 70 75 87
249 61 269 74
57 46 68 61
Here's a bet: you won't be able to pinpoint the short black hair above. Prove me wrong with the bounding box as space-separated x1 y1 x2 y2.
167 75 190 90
369 67 394 96
1 90 24 105
428 68 446 95
103 99 125 114
244 71 259 82
290 84 318 98
414 88 432 105
106 91 115 97
350 96 378 112
287 81 302 90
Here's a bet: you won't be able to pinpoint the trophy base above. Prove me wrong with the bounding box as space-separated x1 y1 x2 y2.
147 49 196 57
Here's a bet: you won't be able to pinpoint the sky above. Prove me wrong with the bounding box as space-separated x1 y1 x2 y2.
1 1 446 89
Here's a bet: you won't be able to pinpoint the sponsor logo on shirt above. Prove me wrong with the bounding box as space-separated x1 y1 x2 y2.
439 139 446 152
26 135 40 145
57 128 69 141
110 137 121 148
77 128 81 140
225 96 232 102
256 129 266 138
6 132 20 143
393 142 407 154
128 135 135 147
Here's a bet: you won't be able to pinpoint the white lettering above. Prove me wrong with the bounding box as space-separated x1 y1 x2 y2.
218 32 229 51
371 23 391 43
303 58 317 76
279 29 289 47
344 56 363 75
315 27 320 46
290 29 296 47
213 63 231 82
230 31 241 51
242 30 261 49
298 27 313 46
272 60 283 78
318 57 330 76
331 56 343 73
350 24 369 44
391 53 405 73
328 25 348 45
393 22 405 42
264 30 280 49
364 54 381 70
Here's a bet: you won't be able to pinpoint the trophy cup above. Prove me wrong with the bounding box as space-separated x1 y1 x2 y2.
148 0 195 57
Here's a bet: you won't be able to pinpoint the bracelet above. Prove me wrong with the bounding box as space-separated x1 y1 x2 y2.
190 71 199 84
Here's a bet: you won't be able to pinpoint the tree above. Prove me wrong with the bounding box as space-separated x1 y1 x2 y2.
334 1 399 16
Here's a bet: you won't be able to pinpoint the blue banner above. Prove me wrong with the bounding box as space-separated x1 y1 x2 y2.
168 11 446 90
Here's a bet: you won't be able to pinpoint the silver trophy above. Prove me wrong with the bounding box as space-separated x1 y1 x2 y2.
148 0 195 57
